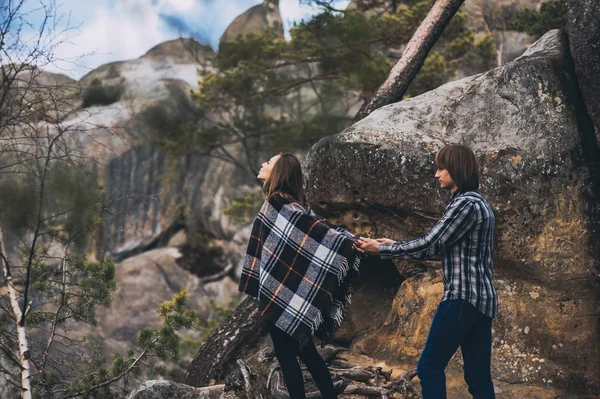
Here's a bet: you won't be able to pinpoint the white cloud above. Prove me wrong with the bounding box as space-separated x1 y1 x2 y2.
44 0 263 78
46 0 171 78
41 0 352 79
166 0 196 12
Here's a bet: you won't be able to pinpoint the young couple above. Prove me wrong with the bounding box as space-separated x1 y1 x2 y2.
238 144 498 399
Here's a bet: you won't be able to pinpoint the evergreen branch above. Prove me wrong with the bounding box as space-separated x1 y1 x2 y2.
59 337 160 399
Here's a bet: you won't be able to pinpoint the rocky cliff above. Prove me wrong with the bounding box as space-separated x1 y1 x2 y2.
20 37 258 365
219 0 284 48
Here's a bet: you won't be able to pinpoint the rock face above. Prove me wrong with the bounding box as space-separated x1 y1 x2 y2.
70 246 242 359
219 0 284 47
53 37 259 260
565 0 600 134
53 37 257 374
102 144 255 261
303 30 600 394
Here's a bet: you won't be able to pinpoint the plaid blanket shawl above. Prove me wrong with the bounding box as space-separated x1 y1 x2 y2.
239 194 361 346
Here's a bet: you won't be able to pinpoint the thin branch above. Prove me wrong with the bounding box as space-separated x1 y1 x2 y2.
59 337 160 399
40 245 69 370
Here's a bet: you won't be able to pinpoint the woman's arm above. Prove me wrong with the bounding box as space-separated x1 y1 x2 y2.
370 198 477 260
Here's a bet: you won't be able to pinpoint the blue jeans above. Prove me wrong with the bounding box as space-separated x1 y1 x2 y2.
417 299 495 399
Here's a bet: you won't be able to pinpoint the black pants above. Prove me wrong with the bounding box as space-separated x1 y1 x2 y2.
267 322 337 399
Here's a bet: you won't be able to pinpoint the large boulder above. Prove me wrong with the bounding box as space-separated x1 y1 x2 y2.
219 0 284 48
303 29 600 395
565 0 600 134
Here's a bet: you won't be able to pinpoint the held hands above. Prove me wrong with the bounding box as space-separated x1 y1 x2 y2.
352 237 395 256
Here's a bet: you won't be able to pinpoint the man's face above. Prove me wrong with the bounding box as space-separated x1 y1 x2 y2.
435 168 457 192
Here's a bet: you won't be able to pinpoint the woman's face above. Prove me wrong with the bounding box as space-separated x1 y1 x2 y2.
257 154 281 181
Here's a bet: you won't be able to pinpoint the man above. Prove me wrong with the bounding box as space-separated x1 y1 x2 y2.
357 144 497 399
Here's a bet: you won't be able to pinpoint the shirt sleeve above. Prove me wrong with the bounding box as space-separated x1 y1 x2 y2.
379 198 477 260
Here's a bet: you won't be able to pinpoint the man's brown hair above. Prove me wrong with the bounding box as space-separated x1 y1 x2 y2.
435 144 480 192
262 153 307 205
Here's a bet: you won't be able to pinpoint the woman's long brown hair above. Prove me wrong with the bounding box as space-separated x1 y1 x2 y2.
262 153 306 205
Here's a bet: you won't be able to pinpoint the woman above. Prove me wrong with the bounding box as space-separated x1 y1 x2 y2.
357 144 497 399
238 153 361 399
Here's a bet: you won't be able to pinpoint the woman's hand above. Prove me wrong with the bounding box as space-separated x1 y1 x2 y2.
376 238 395 245
356 237 381 256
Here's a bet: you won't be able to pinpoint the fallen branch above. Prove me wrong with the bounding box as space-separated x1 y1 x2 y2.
236 359 253 397
331 366 376 383
199 263 234 286
390 368 421 398
343 384 388 396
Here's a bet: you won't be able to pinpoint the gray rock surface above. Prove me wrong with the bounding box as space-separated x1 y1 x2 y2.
219 0 284 47
565 0 600 134
303 30 600 394
102 144 255 261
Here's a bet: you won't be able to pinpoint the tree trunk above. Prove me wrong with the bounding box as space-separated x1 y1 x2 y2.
184 297 266 387
353 0 466 123
0 231 32 399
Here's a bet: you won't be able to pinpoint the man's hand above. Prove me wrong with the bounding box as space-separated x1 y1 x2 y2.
356 237 381 256
376 238 395 245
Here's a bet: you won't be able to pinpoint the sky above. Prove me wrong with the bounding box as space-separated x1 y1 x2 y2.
20 0 350 79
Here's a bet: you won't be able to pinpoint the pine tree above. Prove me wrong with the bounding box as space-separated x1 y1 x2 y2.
160 0 495 177
510 0 567 38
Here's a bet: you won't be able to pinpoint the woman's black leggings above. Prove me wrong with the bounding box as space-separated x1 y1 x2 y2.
267 321 338 399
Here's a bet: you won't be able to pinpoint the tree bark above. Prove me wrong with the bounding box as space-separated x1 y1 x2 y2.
0 230 32 399
353 0 466 123
184 297 266 387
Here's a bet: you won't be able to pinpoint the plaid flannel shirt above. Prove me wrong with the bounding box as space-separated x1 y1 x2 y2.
379 190 498 318
239 194 361 345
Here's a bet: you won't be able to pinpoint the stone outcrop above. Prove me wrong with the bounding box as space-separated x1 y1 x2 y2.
51 37 259 260
565 0 600 134
302 29 600 394
101 144 255 262
219 0 284 48
142 38 215 64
